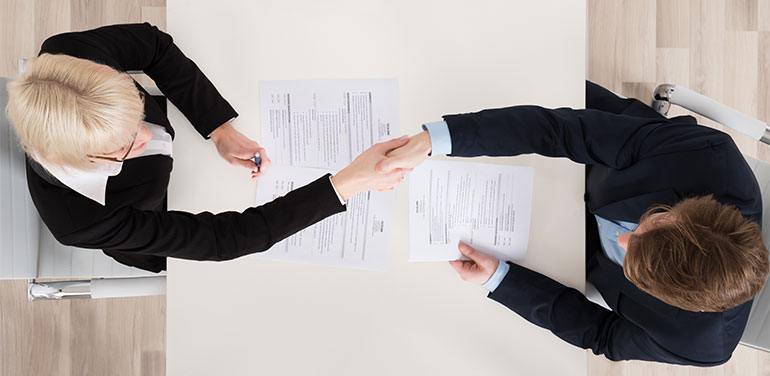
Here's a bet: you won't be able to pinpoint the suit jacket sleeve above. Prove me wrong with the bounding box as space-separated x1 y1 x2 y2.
39 22 236 138
489 262 717 365
443 105 731 169
48 174 346 262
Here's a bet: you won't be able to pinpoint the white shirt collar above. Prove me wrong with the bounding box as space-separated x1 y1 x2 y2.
37 121 173 206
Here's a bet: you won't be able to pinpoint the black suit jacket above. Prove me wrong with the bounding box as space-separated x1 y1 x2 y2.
442 85 762 365
27 23 345 272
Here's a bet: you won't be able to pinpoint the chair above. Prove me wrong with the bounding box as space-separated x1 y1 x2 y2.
1 61 166 300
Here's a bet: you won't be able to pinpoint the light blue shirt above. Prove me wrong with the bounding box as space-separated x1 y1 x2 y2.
422 121 638 293
422 121 452 155
594 215 638 267
483 261 510 291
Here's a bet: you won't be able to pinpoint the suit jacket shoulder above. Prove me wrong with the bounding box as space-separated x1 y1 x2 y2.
39 23 238 139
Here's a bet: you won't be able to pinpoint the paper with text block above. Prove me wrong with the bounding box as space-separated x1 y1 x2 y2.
409 160 534 262
260 78 399 170
254 166 393 271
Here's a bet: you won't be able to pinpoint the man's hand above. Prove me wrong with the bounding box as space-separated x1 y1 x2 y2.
449 243 499 284
375 131 432 174
209 121 271 180
331 136 412 201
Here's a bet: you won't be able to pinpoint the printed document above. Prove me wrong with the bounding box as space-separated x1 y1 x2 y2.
409 160 534 262
255 79 399 270
260 79 399 170
254 166 393 271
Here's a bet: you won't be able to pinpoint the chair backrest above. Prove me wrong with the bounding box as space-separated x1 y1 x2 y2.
739 155 770 351
0 77 41 279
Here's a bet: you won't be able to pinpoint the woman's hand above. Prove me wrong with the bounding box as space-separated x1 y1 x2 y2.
331 136 411 201
209 121 271 179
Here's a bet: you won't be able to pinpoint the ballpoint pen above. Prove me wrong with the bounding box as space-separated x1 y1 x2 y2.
253 154 262 169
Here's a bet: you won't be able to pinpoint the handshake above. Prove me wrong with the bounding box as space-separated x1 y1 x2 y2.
330 131 433 201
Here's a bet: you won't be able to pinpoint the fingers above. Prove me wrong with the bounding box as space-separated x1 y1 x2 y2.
375 174 404 192
449 260 476 282
385 169 407 186
376 156 418 174
231 157 258 171
449 260 466 274
256 147 271 174
375 153 414 174
457 243 479 261
376 149 423 174
374 135 409 154
458 243 498 274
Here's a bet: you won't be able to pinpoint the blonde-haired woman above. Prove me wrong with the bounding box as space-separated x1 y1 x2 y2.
7 23 409 272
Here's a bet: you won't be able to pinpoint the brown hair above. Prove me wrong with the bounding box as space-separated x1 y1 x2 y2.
624 195 769 312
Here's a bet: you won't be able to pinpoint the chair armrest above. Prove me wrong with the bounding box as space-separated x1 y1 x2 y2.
653 84 770 144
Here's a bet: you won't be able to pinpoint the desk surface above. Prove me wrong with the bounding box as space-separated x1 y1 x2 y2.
166 1 586 375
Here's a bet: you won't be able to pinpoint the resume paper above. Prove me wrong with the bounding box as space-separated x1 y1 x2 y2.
260 78 399 170
254 166 393 271
254 79 400 271
409 160 534 262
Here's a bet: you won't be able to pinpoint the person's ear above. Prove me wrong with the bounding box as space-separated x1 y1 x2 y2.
617 232 631 250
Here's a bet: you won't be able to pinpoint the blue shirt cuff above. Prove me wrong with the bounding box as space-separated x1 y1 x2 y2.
422 121 452 156
482 260 510 293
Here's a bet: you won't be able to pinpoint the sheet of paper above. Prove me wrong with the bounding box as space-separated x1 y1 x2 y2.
254 166 393 271
255 79 399 270
409 160 534 262
260 78 399 170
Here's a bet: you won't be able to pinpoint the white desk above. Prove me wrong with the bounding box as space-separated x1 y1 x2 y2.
166 1 586 375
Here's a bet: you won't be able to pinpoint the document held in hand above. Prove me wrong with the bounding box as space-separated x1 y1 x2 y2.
409 160 534 262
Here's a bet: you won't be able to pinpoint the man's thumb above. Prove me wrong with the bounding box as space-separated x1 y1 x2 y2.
458 243 478 260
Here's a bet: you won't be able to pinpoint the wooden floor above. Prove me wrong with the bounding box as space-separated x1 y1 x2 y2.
0 0 768 375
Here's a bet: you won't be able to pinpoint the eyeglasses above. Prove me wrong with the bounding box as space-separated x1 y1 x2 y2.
87 131 138 162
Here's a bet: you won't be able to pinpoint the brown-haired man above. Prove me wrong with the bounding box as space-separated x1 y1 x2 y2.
378 81 770 366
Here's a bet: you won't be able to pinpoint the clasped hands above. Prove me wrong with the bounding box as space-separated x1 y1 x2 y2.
330 130 432 200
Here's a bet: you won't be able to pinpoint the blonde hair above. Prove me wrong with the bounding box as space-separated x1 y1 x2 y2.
6 53 144 169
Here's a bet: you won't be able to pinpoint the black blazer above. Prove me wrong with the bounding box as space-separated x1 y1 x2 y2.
442 82 762 366
26 23 345 272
